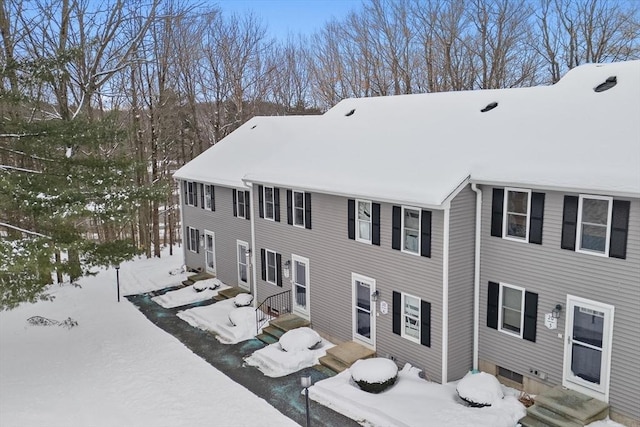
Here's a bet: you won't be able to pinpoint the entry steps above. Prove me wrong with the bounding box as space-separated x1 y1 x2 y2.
256 313 311 344
519 385 609 427
319 341 376 373
181 272 214 287
213 286 249 302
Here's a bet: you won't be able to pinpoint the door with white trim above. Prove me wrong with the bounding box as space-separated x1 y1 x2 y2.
352 273 375 347
204 230 216 275
236 240 250 290
563 295 614 402
291 255 310 319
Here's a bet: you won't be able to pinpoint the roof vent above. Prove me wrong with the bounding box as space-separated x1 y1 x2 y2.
345 109 355 117
594 76 617 93
480 102 498 113
251 125 257 129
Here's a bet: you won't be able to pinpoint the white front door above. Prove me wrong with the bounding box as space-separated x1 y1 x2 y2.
236 240 250 290
292 255 310 318
563 295 615 402
352 273 375 347
204 231 216 275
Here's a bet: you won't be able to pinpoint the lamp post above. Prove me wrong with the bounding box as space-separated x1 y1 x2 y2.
115 265 121 302
300 374 312 427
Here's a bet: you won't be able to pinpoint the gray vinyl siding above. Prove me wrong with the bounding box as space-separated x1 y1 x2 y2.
447 185 476 381
478 186 640 421
181 183 251 287
254 190 445 382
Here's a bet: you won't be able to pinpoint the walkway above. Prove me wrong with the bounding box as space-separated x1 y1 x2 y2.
127 290 360 427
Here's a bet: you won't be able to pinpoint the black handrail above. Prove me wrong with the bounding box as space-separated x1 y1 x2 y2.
256 290 291 335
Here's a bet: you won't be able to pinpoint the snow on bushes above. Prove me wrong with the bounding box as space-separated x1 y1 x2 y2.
233 293 253 307
228 307 255 326
350 358 398 394
456 371 504 407
279 327 321 352
193 278 222 292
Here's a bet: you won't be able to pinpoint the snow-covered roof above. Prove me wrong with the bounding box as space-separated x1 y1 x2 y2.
175 61 640 206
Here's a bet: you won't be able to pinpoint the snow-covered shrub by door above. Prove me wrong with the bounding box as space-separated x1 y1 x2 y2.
456 371 504 407
228 307 255 326
233 293 253 307
350 358 398 394
193 281 208 292
193 278 222 292
279 327 322 352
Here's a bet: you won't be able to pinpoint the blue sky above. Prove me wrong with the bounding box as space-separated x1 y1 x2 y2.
215 0 362 40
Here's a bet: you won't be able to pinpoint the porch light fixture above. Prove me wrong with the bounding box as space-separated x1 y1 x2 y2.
371 290 380 301
552 304 562 319
245 248 251 257
300 374 312 427
283 260 291 278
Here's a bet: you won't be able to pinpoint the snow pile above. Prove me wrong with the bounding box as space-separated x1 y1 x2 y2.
177 299 262 344
233 293 253 307
193 278 223 292
350 358 398 393
456 371 504 407
245 332 334 378
310 363 527 427
229 307 255 326
279 327 322 352
151 282 229 309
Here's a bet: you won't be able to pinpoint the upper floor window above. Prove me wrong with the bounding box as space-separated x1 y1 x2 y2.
561 194 629 259
357 200 372 243
237 190 246 218
264 187 275 220
391 205 431 257
402 207 420 255
286 189 311 229
491 188 545 245
503 188 531 241
348 199 380 245
185 181 197 207
258 185 280 222
293 191 305 227
204 185 215 211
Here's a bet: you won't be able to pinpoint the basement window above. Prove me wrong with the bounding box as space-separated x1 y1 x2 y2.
498 366 523 384
480 102 498 113
345 109 356 117
594 76 617 93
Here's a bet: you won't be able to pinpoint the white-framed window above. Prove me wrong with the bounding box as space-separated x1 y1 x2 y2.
503 188 531 241
266 249 277 284
402 293 421 343
236 190 246 219
357 200 372 243
204 185 213 210
293 190 305 227
264 186 275 220
186 182 196 206
499 283 525 338
187 226 199 253
402 206 420 254
577 195 613 256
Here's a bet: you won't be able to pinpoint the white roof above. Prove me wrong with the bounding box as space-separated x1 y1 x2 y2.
175 61 640 206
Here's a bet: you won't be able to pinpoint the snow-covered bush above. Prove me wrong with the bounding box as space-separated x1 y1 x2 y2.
350 358 398 394
228 307 255 326
193 281 208 292
456 371 504 407
233 293 253 307
26 316 78 329
279 327 321 352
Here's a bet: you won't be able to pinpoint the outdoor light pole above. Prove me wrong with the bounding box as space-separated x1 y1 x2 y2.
115 265 121 302
301 374 312 427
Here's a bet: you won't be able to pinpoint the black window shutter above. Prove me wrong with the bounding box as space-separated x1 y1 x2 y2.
372 203 381 246
274 188 281 222
193 183 198 207
195 229 200 254
276 253 282 287
211 186 216 211
260 249 266 281
392 206 401 250
523 291 538 342
304 193 312 229
244 191 251 220
258 185 264 218
491 188 504 237
348 199 356 240
420 300 431 347
183 181 188 204
421 210 432 258
200 183 204 209
487 282 499 330
232 190 237 217
287 190 293 225
610 200 630 259
529 192 545 244
392 291 401 335
561 196 579 250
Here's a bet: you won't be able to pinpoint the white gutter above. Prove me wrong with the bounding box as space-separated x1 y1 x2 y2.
176 179 187 269
244 181 259 307
471 183 482 371
441 203 450 384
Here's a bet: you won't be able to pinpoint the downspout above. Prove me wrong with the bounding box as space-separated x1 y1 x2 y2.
471 183 482 371
177 179 187 269
441 204 450 384
244 180 258 307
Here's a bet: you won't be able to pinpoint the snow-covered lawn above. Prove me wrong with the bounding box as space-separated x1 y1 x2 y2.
0 247 298 427
151 279 229 308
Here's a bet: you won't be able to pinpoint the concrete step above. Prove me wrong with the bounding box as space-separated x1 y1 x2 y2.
319 354 350 373
519 414 553 427
256 333 278 345
217 287 249 300
269 313 310 333
534 386 609 425
262 325 285 340
325 341 376 366
525 405 582 427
